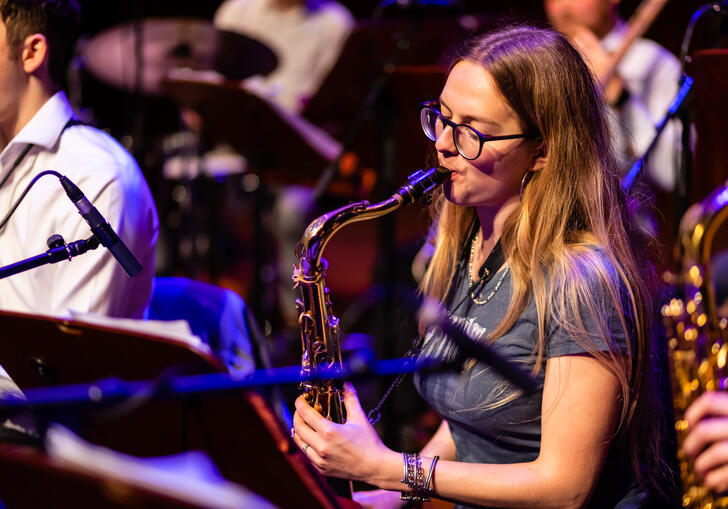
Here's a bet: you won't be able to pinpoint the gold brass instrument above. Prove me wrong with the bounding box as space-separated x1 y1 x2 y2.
292 167 450 495
663 181 728 508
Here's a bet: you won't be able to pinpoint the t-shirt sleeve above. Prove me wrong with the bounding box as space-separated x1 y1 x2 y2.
546 261 633 359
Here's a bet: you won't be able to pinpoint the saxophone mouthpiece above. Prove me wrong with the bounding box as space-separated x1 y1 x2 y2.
396 166 452 206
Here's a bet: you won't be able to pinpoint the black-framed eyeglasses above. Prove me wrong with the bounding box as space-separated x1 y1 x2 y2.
419 101 536 160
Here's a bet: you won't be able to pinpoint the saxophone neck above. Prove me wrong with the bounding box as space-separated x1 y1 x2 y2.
296 197 402 274
295 166 452 274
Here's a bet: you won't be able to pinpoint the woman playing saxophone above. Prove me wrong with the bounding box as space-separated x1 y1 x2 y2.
292 25 668 508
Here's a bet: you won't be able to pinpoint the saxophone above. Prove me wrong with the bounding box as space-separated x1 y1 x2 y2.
663 181 728 508
292 167 450 495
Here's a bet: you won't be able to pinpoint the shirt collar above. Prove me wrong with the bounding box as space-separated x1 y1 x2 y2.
11 91 75 150
601 19 628 53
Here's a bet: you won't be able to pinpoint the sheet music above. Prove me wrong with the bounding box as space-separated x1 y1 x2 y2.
46 424 277 509
68 311 213 357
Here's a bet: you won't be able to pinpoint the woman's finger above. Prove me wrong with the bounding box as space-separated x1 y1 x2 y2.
342 382 368 423
684 417 728 459
694 438 728 480
704 462 728 494
295 394 328 431
293 407 327 453
686 392 728 430
291 431 326 471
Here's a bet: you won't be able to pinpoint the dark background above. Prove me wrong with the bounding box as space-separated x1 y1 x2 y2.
73 0 710 138
76 0 707 52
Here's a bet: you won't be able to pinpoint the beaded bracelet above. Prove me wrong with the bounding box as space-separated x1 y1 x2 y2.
400 453 421 502
400 453 439 505
400 452 423 503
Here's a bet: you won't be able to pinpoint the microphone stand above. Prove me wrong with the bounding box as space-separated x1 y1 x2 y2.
621 75 694 194
0 351 536 420
0 234 100 280
0 356 445 422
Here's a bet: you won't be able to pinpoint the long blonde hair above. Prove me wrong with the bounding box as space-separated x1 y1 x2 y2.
420 25 665 496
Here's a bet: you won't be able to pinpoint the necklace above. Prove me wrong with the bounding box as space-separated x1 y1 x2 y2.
468 229 510 305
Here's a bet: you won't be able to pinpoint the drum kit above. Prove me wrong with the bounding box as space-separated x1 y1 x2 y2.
79 17 355 308
80 18 340 178
78 14 480 183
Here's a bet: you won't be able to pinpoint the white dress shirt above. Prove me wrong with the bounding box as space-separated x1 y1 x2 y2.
0 91 158 319
214 0 354 113
603 21 682 191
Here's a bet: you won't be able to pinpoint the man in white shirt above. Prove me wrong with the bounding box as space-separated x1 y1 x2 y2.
545 0 682 192
0 0 158 319
214 0 354 114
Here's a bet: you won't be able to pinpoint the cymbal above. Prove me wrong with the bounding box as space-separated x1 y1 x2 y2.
161 75 341 183
81 18 278 95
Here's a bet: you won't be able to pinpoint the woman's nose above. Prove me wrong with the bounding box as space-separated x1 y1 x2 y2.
434 125 456 156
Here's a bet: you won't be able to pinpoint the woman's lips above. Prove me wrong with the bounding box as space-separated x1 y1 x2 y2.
439 165 457 176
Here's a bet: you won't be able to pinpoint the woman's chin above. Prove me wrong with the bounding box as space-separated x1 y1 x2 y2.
442 182 463 205
443 183 478 207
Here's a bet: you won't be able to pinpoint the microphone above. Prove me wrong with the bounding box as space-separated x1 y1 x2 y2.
59 176 143 277
419 297 538 394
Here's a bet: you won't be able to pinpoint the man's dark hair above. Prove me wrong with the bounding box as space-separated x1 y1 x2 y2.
0 0 80 87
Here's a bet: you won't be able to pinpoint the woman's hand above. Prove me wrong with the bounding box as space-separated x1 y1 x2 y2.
684 391 728 493
292 382 400 486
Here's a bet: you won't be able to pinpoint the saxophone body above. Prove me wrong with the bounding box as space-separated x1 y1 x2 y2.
663 181 728 508
293 167 450 417
293 197 403 421
291 167 450 496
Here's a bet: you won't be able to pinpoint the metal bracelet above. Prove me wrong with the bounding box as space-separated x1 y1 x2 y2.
401 451 408 484
424 455 439 498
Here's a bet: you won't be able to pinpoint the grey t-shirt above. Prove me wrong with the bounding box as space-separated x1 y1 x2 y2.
414 262 646 508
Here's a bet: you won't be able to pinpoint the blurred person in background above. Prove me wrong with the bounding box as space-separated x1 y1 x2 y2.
545 0 681 193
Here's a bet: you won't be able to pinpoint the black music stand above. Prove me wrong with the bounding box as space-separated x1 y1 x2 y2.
0 310 358 509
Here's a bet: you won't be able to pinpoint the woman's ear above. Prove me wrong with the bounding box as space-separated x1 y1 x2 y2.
21 33 48 75
530 143 548 172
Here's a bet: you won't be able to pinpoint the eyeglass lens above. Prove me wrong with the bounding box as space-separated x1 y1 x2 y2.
420 107 482 160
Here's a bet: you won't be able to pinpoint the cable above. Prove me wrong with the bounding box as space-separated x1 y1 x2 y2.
0 170 63 232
